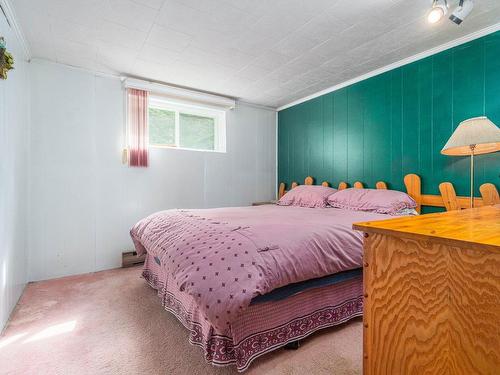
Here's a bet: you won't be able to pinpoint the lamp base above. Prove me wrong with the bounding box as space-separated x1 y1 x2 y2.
469 145 475 209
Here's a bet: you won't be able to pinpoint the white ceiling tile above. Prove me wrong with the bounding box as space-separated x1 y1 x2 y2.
131 0 166 10
50 19 101 45
320 55 353 75
375 1 429 29
252 51 291 71
97 42 139 73
155 0 212 35
180 46 252 71
98 21 148 49
215 77 255 97
245 77 278 92
211 48 256 70
208 5 260 34
230 30 285 55
286 53 331 71
273 35 319 58
139 44 183 65
263 86 289 98
194 62 239 81
130 59 205 88
146 24 192 52
12 0 500 107
279 78 310 93
55 50 100 71
329 0 393 24
174 0 223 13
225 0 270 14
282 0 339 19
268 66 302 85
234 64 275 81
130 59 170 79
309 16 395 61
250 12 311 40
296 67 336 86
106 0 158 32
53 38 99 60
47 0 112 29
189 29 238 53
295 14 352 44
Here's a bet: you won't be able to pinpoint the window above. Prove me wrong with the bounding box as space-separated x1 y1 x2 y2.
148 97 226 152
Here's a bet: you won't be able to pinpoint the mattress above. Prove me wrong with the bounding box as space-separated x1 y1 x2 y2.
250 267 363 304
143 253 363 371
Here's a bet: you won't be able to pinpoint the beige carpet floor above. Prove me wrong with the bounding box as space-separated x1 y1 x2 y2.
0 266 362 375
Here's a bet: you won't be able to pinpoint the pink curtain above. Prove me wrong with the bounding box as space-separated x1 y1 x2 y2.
128 88 149 167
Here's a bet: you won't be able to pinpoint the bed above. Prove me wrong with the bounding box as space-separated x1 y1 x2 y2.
130 176 418 371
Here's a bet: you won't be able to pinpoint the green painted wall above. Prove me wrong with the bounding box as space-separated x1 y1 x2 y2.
278 31 500 212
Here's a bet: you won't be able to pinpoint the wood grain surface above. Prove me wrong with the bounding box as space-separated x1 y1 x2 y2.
480 183 500 206
404 174 422 213
437 182 499 211
354 181 364 189
363 233 500 375
354 205 500 252
439 182 460 211
338 181 348 190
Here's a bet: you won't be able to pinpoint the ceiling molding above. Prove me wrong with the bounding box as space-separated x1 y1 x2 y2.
277 22 500 111
0 0 31 60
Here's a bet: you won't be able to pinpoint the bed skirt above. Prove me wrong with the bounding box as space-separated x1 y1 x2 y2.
142 253 363 372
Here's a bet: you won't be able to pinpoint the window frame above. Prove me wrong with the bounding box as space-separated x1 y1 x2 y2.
148 96 226 153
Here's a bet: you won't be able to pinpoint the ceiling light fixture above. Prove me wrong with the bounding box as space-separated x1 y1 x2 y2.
428 0 448 24
449 0 474 25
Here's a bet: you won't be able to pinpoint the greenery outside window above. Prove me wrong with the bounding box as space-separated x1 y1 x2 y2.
149 97 226 152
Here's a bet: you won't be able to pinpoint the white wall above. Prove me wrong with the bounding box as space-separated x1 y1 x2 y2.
29 60 276 281
0 14 30 329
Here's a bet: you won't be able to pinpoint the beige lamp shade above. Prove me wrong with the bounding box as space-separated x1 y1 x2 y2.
441 116 500 155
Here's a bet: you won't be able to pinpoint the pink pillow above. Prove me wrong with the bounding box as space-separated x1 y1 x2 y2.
327 188 416 215
278 185 338 208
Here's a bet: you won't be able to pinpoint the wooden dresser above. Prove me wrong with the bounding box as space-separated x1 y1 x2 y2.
353 205 500 375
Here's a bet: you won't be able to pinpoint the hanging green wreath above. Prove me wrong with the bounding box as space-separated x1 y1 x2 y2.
0 37 14 80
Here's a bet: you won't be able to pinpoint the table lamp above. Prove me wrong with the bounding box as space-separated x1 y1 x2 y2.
441 116 500 208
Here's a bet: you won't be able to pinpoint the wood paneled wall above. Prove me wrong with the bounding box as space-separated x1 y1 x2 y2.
278 31 500 212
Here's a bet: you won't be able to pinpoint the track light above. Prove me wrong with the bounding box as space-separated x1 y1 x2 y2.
449 0 474 25
428 0 448 24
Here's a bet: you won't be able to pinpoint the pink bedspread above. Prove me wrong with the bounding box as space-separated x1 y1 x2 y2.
130 205 389 330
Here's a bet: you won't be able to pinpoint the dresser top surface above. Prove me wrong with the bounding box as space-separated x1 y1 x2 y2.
353 205 500 251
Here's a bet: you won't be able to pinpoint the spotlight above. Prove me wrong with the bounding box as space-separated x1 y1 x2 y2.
449 0 474 25
428 0 448 24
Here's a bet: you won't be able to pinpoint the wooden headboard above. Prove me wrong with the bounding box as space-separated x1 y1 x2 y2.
278 173 500 214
